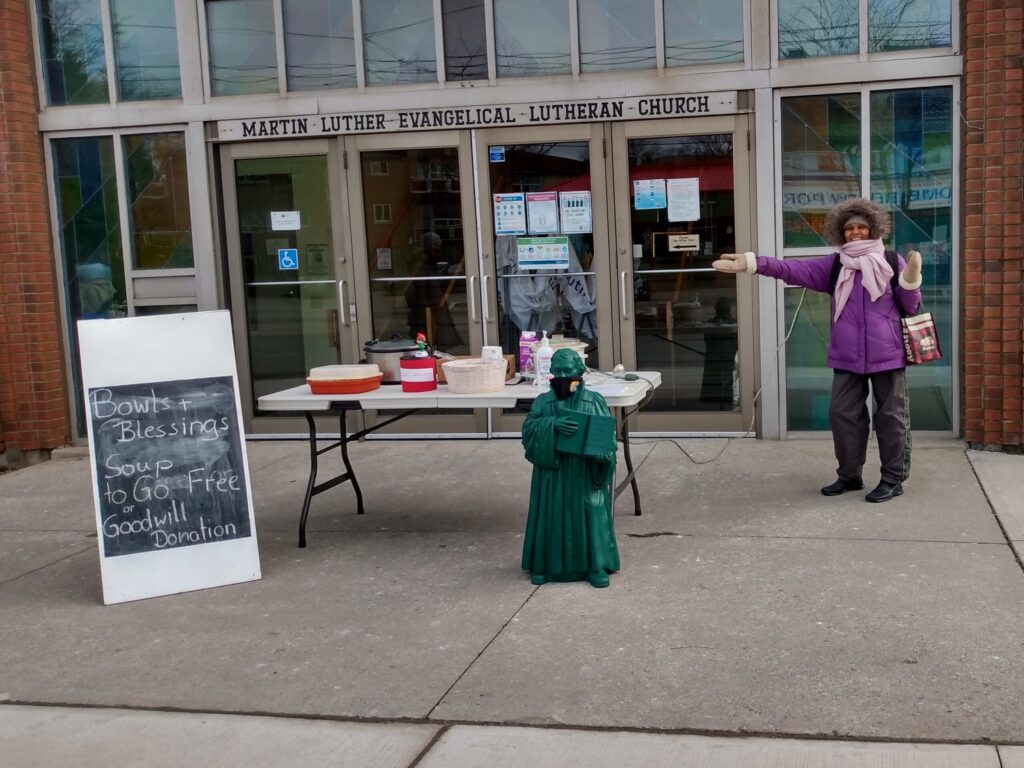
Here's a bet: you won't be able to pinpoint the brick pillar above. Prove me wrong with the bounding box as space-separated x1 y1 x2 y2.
962 0 1024 451
0 0 70 466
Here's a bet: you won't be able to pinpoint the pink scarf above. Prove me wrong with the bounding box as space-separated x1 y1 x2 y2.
833 238 893 321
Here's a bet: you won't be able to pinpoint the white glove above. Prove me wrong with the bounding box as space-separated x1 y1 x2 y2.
899 250 922 290
712 252 756 274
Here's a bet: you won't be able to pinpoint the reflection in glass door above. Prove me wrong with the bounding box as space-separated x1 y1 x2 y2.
488 140 602 367
613 119 753 432
629 134 738 410
358 147 471 356
231 155 340 409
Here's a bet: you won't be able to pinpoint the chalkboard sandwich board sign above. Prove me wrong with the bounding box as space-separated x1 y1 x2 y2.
79 311 261 604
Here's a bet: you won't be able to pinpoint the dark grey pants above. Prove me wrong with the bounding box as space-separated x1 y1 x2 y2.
829 369 911 484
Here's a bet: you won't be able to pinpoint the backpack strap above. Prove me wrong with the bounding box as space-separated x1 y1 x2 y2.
829 249 910 316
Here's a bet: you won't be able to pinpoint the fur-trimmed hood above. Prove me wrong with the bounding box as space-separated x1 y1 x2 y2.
822 198 892 247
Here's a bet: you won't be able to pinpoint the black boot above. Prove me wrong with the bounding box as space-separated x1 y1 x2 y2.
865 480 903 503
821 477 864 496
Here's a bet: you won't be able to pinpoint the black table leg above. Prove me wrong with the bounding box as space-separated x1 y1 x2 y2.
298 411 320 548
613 411 643 516
338 410 364 515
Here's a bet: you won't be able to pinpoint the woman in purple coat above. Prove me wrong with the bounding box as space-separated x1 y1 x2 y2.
713 199 922 503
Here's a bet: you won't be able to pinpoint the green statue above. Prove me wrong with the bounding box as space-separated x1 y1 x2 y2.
521 348 620 588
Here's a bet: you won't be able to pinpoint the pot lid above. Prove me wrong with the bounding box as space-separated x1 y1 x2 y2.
364 335 418 352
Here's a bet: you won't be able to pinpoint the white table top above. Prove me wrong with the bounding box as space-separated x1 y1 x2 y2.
257 372 662 413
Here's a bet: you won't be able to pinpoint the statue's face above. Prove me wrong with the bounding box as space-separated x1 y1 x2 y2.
550 353 582 379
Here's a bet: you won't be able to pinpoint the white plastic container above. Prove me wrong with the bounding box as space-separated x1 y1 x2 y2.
534 331 554 388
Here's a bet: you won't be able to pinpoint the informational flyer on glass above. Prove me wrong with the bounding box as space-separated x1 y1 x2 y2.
517 236 570 270
559 191 592 234
493 193 527 235
633 179 667 210
526 192 559 234
667 178 700 221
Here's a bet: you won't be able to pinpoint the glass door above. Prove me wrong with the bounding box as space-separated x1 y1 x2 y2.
475 124 614 434
345 131 483 434
221 140 355 431
611 117 755 433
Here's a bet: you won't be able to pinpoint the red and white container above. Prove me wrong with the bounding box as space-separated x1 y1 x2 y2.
399 353 437 392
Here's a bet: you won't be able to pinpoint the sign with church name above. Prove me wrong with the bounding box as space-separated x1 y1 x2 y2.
217 92 737 141
78 311 261 605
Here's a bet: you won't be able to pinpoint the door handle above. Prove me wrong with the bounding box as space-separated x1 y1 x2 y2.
468 275 478 322
337 279 350 327
482 274 491 321
620 271 630 320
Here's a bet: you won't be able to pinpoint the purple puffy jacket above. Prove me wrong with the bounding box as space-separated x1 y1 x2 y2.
755 254 922 374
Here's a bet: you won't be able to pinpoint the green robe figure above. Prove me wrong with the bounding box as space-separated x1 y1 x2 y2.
521 349 620 588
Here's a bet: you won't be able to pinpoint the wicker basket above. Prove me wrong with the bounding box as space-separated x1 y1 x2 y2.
442 358 508 394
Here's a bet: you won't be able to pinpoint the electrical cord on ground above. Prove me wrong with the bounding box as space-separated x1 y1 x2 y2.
584 287 811 467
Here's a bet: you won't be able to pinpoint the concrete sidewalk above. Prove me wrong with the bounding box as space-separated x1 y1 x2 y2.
1 436 1023 766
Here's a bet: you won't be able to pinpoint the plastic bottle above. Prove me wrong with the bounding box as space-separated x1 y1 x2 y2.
534 331 554 389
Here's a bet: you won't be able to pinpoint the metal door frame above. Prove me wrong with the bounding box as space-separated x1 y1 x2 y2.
343 130 485 435
611 115 756 434
473 122 615 435
220 139 354 434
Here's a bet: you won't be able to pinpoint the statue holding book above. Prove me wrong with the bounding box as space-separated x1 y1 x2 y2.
521 348 620 588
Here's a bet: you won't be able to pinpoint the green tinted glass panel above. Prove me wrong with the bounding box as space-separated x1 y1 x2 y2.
870 87 953 429
494 0 570 77
37 0 109 105
362 0 436 85
578 0 656 73
207 0 278 95
784 288 832 430
52 136 125 435
869 0 951 51
781 94 861 248
664 0 744 67
778 0 858 58
124 133 193 269
284 0 357 91
111 0 182 100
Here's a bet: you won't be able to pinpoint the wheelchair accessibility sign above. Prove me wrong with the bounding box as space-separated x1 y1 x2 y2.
278 248 299 270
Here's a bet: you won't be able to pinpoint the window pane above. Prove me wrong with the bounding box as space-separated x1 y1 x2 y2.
36 0 109 105
785 288 832 429
869 0 951 52
871 86 953 429
578 0 655 73
284 0 356 91
494 0 570 77
110 0 181 100
443 0 487 81
362 0 436 85
781 94 862 248
52 137 125 435
207 0 278 96
778 0 858 59
664 0 744 67
124 133 193 269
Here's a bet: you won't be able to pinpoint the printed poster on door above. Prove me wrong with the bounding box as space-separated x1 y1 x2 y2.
667 178 700 221
526 192 559 234
633 179 667 210
559 191 592 234
493 193 527 236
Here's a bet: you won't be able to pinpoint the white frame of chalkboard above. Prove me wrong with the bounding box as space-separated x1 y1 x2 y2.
78 311 262 604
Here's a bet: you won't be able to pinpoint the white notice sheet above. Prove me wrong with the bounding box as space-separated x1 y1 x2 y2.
559 191 592 234
667 178 700 221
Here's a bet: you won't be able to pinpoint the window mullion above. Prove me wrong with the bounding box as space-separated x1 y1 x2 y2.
353 0 366 90
99 0 117 102
484 0 496 82
112 133 135 314
859 0 869 58
273 0 287 94
861 89 871 199
434 0 445 84
654 0 665 70
569 0 580 76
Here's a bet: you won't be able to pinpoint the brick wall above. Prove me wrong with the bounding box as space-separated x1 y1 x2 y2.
0 0 70 465
962 0 1024 451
